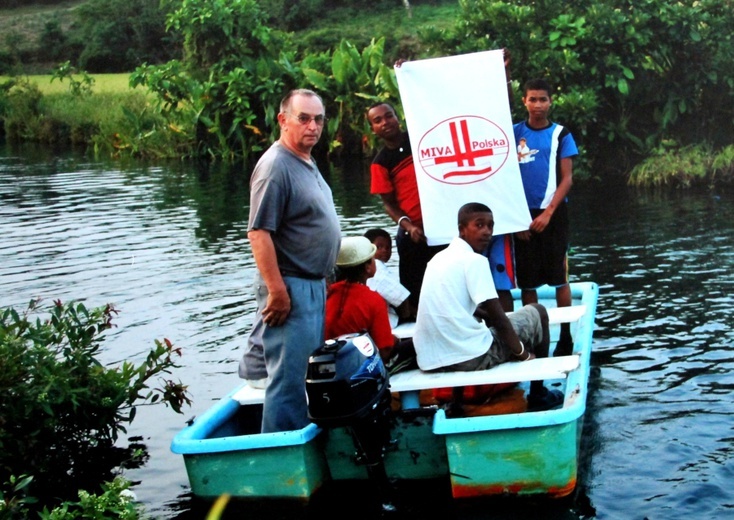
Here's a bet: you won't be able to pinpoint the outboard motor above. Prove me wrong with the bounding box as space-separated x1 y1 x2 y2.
306 332 395 511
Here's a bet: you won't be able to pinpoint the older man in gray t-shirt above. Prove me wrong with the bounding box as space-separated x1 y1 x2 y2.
241 89 340 433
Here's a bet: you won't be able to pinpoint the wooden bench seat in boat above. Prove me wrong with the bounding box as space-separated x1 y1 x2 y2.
232 305 587 407
232 354 580 407
392 305 586 339
388 354 579 409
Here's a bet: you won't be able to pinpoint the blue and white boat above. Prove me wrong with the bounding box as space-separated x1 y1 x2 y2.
171 281 599 502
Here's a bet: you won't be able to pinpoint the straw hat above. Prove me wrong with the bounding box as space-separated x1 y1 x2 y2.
336 236 377 267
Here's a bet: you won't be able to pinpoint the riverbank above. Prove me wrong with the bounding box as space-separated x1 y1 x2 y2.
0 72 167 156
0 73 132 94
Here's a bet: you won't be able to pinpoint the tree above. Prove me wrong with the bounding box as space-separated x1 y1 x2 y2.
73 0 177 72
131 0 301 161
419 0 734 175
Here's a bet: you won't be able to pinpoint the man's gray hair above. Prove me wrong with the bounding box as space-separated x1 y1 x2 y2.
280 89 324 113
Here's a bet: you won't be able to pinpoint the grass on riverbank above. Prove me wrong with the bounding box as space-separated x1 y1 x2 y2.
628 143 734 187
0 73 133 94
1 74 178 158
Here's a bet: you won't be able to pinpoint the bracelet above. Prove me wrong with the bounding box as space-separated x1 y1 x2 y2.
515 341 527 360
397 215 411 228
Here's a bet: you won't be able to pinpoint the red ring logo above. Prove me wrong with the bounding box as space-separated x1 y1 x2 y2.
417 115 509 185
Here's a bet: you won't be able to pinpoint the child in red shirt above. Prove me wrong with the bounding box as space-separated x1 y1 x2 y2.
325 236 397 362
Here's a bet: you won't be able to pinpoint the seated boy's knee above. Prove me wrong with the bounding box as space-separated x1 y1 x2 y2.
529 303 548 323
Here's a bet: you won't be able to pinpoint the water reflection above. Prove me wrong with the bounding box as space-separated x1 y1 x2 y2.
1 143 733 519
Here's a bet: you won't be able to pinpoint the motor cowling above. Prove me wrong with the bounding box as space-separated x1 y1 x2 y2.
306 332 390 426
306 332 397 511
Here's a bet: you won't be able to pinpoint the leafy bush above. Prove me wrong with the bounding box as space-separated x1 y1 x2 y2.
0 0 70 6
51 61 95 96
38 477 140 520
627 142 712 187
258 0 326 32
0 299 191 513
1 77 44 141
711 145 734 183
130 0 300 161
38 18 67 63
72 0 178 73
629 143 734 187
419 0 734 176
301 38 399 154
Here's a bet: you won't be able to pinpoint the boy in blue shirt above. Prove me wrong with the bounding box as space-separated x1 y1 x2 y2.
513 78 579 355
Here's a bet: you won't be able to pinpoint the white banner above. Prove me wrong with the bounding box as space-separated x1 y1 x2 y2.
395 50 530 245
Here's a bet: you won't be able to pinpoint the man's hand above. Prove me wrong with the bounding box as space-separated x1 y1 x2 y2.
529 210 552 234
248 228 291 327
405 221 426 243
263 288 291 327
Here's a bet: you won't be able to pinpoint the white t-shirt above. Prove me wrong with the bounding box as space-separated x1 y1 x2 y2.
413 237 498 370
367 260 410 329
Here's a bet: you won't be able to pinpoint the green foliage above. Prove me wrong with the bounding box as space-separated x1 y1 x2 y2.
711 145 734 183
124 0 459 161
258 0 325 32
38 17 66 62
0 0 71 6
0 474 37 519
97 93 191 159
627 142 712 187
130 0 299 161
421 0 734 175
72 0 177 73
38 477 140 520
166 0 283 72
2 0 733 179
302 38 399 153
0 299 191 512
0 69 164 150
629 142 734 187
51 60 95 96
0 77 43 141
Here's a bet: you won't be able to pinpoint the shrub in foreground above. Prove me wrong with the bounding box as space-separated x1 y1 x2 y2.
0 299 191 516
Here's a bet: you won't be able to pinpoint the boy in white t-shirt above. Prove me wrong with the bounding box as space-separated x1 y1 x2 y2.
413 202 563 412
364 228 416 327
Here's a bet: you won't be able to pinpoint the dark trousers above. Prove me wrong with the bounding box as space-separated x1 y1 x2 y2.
396 229 446 309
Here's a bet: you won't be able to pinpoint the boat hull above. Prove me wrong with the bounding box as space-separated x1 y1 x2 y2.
172 281 599 501
173 398 328 499
442 418 579 498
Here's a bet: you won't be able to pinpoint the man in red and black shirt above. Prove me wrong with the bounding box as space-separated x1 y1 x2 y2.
367 102 445 309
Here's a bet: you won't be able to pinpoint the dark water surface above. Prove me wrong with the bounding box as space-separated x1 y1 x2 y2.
1 144 733 519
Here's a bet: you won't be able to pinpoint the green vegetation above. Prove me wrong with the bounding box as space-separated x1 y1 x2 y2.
0 299 190 518
1 74 157 155
0 72 132 94
1 0 733 187
0 0 176 74
0 1 81 74
628 143 734 187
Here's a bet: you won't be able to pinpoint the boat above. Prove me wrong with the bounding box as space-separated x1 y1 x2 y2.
171 281 599 504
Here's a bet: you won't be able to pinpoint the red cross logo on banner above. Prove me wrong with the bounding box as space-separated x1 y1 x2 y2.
417 115 510 185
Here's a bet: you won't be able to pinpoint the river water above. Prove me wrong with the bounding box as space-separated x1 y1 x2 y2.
1 143 733 519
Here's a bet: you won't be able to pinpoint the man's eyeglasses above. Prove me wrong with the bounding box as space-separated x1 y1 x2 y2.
288 113 327 126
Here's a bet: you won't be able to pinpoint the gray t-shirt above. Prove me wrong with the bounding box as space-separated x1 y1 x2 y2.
248 142 341 278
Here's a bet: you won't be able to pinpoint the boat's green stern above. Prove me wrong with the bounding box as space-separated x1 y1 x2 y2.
436 412 579 498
